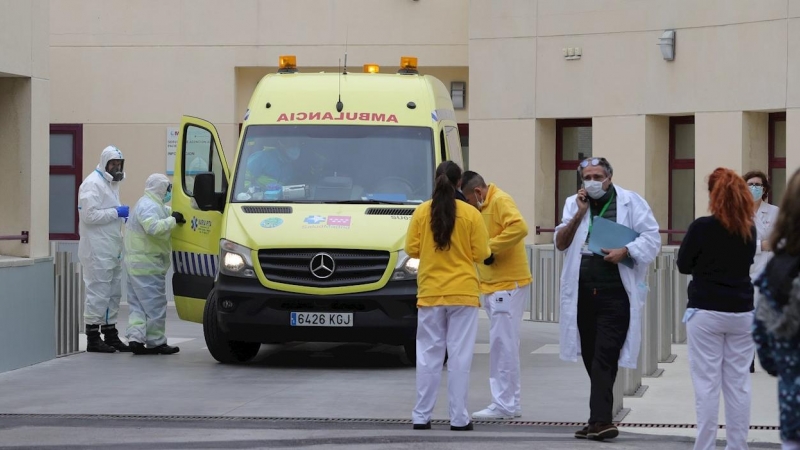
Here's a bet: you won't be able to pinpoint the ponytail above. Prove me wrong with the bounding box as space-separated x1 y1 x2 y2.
708 168 754 242
431 161 461 251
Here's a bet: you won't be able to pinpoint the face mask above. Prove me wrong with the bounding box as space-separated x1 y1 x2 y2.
749 185 764 201
584 179 608 199
475 192 484 211
163 191 172 204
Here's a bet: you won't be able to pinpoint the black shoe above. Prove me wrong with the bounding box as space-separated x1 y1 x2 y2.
129 342 150 355
413 421 431 430
150 344 180 355
750 358 756 373
574 426 590 439
450 422 473 431
101 324 131 352
85 325 116 353
588 423 619 441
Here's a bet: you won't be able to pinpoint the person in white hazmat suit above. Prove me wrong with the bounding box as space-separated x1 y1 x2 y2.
124 174 185 355
78 145 131 353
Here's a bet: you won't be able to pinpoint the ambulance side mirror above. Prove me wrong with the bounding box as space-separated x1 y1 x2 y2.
193 173 217 211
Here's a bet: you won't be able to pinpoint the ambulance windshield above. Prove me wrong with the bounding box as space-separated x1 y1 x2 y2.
232 125 435 204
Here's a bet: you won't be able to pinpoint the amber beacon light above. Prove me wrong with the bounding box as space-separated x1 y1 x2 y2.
363 64 380 74
278 55 298 73
398 56 419 74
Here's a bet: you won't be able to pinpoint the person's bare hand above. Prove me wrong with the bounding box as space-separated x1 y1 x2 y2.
576 188 589 215
762 240 771 252
602 247 629 264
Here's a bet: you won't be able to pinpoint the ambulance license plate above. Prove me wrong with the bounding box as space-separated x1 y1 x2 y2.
290 312 353 327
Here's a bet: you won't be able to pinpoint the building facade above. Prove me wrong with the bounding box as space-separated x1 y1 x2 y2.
48 0 800 245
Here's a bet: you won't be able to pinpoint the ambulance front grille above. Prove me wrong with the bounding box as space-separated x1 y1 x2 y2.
258 249 390 288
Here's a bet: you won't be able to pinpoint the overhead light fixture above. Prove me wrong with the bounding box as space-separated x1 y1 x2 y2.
450 82 465 109
658 30 676 61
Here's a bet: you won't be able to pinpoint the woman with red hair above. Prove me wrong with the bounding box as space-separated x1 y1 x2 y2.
677 167 757 450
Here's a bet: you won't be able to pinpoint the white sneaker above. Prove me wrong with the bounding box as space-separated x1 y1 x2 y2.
514 409 522 418
471 407 514 420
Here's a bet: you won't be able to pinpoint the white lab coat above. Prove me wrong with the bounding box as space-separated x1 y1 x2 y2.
554 185 661 369
750 201 779 282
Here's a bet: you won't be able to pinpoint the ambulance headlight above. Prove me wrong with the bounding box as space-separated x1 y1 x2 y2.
392 250 419 280
219 239 256 278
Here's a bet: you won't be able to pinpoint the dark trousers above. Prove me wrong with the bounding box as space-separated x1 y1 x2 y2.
577 284 630 424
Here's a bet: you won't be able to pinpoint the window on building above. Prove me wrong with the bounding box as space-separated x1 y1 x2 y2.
769 112 786 206
555 119 592 224
669 116 695 244
49 125 83 240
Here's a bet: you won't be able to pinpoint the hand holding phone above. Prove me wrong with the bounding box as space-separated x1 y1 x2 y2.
576 188 589 214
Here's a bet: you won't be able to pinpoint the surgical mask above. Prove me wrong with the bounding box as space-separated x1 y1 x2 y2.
749 185 763 201
285 147 300 160
163 191 172 203
475 192 484 211
584 179 608 199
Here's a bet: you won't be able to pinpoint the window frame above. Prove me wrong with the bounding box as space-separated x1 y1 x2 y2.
49 124 83 241
668 116 695 245
555 118 592 226
768 112 786 205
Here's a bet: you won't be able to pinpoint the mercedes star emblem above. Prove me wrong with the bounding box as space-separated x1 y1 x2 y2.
309 252 335 279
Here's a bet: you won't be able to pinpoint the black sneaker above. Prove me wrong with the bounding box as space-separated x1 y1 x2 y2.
574 426 590 439
412 421 431 430
129 342 150 355
150 344 180 355
450 422 473 431
588 423 619 441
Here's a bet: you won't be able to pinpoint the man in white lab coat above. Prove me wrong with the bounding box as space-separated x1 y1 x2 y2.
554 157 660 441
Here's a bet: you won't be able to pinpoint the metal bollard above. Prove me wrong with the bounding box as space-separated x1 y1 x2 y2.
612 373 625 418
641 263 661 377
672 271 690 344
658 253 677 362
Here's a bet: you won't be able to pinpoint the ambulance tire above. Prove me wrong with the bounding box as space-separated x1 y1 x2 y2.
403 340 416 366
203 290 260 364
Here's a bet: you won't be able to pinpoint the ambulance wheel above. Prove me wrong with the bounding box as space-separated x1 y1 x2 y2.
403 341 416 366
203 290 260 364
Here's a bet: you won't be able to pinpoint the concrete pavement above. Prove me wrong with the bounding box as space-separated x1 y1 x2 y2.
0 305 783 448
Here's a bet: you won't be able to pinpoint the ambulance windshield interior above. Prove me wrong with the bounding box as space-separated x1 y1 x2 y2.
232 125 434 204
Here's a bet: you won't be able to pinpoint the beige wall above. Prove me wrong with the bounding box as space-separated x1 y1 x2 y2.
0 0 49 258
46 0 800 238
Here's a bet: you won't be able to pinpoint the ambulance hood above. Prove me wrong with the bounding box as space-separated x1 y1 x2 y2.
227 203 415 252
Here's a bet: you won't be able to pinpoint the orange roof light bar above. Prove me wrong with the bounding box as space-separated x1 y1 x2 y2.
363 64 380 74
278 55 297 73
400 56 418 70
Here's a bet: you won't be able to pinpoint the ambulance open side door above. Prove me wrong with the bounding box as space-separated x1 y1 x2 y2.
170 116 230 323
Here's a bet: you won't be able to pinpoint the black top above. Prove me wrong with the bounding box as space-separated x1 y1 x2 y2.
677 215 756 313
579 186 624 289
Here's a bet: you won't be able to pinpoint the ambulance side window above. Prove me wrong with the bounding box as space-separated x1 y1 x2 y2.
439 129 447 162
183 125 227 196
445 126 464 168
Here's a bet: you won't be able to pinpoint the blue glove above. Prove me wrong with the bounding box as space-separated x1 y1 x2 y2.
116 205 129 218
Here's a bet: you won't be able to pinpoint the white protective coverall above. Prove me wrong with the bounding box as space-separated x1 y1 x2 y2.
78 146 126 325
555 185 661 369
124 174 177 347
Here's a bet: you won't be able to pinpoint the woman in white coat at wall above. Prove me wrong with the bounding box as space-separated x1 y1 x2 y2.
743 170 779 373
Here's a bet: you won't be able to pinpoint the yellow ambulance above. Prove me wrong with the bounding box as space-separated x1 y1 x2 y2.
171 56 463 364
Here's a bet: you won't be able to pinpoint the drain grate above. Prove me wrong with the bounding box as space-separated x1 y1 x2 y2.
0 414 780 431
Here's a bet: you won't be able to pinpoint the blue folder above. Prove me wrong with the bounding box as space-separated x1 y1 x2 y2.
587 216 639 268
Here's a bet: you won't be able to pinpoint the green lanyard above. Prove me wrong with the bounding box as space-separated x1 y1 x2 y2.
588 190 615 236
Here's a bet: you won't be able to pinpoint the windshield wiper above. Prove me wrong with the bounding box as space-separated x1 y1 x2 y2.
325 199 406 205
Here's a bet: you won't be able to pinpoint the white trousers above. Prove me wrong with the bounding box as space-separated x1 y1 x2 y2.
81 255 123 325
484 286 527 415
687 309 755 450
413 305 478 427
784 441 800 450
125 272 168 347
